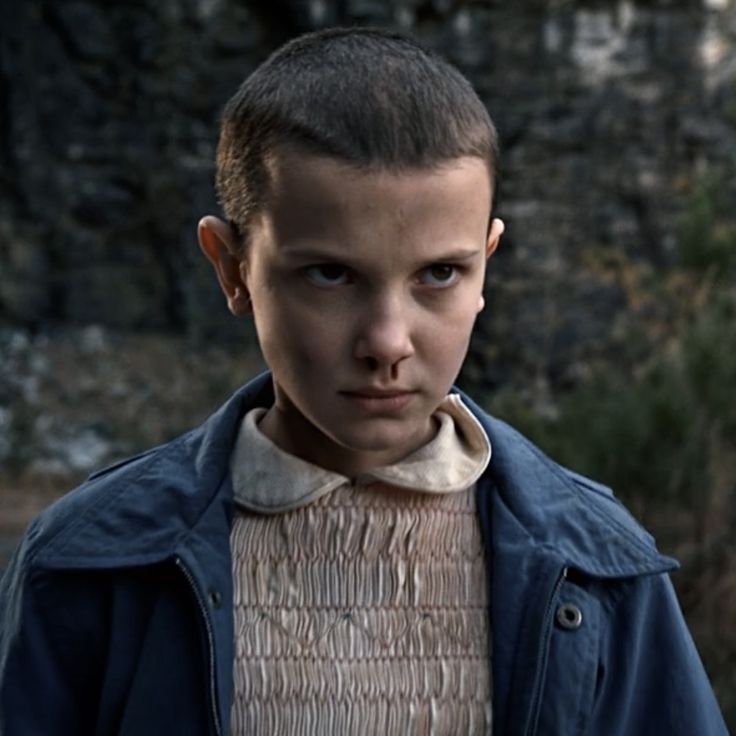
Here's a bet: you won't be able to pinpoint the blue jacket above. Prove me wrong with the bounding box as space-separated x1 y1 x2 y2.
0 373 728 735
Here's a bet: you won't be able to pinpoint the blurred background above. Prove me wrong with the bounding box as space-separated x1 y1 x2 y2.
1 0 735 726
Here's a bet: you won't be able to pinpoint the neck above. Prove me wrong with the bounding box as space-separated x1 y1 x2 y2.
257 399 438 477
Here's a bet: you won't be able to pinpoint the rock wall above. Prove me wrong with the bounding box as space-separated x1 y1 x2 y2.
1 0 735 385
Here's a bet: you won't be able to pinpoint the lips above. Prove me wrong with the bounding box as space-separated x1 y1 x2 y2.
343 387 416 398
340 388 417 413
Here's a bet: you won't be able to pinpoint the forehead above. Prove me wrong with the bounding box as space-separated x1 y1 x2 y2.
260 150 492 248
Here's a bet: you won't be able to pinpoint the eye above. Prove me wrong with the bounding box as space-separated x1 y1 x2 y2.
304 264 351 287
419 264 459 287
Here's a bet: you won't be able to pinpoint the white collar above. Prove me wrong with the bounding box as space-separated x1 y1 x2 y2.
230 394 492 514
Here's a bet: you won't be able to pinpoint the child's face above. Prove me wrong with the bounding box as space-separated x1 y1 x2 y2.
199 150 503 475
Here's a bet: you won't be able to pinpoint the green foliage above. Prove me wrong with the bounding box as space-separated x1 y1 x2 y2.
682 292 736 441
676 174 736 276
488 310 724 506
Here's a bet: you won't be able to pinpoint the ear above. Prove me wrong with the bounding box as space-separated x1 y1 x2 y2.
485 217 504 259
197 216 253 316
477 217 505 313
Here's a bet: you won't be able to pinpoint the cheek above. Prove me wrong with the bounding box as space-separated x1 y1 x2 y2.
418 303 477 370
254 297 343 376
434 325 473 368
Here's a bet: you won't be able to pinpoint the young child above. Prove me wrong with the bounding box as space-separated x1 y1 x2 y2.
0 27 728 736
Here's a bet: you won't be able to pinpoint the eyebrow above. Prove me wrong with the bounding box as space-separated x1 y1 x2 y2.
281 246 482 263
425 248 481 261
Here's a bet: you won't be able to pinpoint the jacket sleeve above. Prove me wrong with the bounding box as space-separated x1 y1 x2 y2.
0 524 106 736
588 571 729 735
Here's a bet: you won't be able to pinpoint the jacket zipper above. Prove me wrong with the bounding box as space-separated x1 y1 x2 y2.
175 556 223 736
524 566 568 736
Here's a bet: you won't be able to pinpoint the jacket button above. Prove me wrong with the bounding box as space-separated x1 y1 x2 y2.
556 603 583 630
208 588 222 609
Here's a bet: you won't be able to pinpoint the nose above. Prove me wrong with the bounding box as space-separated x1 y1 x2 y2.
353 293 415 375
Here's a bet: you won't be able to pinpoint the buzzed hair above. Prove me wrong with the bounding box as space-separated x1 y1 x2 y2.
216 27 500 247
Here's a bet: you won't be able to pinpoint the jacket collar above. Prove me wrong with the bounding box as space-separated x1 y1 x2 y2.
32 375 272 570
457 388 677 579
32 372 675 579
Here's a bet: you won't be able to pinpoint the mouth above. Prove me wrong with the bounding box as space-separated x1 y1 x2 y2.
340 388 418 413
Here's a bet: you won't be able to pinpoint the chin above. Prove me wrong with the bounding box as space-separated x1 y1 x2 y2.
328 421 425 455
